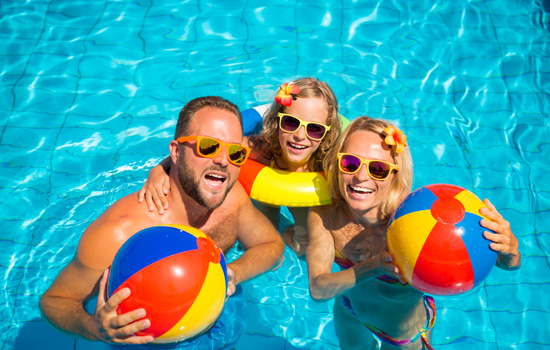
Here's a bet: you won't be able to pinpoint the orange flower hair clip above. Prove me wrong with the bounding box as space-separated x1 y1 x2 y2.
275 82 300 106
382 126 407 154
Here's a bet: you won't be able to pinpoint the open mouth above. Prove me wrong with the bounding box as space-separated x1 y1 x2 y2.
204 172 227 189
348 185 374 195
288 142 308 152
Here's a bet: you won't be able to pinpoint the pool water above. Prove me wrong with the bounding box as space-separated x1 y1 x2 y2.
1 0 549 349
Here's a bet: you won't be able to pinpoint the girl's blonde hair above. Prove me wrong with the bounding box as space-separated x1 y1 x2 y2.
255 77 341 171
324 116 413 220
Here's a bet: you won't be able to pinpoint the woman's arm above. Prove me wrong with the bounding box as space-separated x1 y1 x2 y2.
307 207 359 301
307 206 403 301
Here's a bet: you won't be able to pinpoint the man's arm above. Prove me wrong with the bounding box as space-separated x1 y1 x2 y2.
39 201 154 344
227 186 285 293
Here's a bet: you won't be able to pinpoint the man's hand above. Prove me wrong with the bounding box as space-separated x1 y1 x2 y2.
226 268 236 297
91 270 154 344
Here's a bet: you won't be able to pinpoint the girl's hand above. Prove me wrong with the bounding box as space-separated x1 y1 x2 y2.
137 165 170 214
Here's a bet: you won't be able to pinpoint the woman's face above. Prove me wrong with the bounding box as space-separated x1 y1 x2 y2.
278 96 329 171
338 130 396 218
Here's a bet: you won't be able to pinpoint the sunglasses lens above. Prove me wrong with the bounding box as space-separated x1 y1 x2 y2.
280 115 300 132
368 161 391 180
340 154 361 173
306 123 326 140
228 145 247 164
198 138 220 156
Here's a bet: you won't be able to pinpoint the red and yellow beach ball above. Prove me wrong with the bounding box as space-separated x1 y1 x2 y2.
387 184 497 296
107 225 227 343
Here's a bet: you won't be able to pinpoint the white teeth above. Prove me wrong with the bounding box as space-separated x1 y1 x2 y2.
208 174 225 179
290 143 306 150
350 185 373 194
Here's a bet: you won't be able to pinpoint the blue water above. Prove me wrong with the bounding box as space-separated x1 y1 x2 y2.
1 0 549 349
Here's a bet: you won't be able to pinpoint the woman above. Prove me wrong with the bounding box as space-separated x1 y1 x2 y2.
139 77 342 255
306 116 521 349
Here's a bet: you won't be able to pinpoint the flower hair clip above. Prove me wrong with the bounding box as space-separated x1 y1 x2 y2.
275 82 300 106
382 126 407 154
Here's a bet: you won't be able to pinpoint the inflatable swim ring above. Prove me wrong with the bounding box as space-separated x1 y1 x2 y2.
239 104 351 207
242 104 270 136
238 158 331 207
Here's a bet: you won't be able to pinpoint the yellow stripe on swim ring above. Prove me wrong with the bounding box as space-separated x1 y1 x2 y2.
248 163 331 207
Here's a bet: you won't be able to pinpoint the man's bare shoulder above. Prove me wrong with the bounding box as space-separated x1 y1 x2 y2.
223 180 250 209
76 192 155 270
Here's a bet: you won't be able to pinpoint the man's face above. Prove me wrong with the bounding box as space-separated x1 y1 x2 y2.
176 107 243 210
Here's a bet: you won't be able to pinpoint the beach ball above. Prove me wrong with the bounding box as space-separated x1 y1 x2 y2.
107 225 227 344
387 184 497 296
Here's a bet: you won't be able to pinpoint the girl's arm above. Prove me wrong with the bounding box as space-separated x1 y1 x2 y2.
137 156 171 214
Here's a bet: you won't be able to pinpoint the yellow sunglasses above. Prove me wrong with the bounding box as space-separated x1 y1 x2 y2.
277 113 331 141
338 153 398 180
177 136 251 166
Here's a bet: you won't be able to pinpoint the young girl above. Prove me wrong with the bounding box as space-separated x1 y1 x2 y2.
138 77 342 254
306 116 521 349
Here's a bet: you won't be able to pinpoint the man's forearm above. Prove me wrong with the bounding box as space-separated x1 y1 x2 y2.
228 240 284 285
40 294 98 340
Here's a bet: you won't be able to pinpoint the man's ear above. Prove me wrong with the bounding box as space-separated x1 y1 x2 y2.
169 140 179 166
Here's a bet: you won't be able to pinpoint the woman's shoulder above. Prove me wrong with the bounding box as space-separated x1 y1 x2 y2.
310 203 341 226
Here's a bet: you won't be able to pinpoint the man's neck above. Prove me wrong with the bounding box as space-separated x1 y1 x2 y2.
167 177 213 229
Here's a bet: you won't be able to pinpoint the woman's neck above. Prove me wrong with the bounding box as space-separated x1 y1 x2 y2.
346 203 388 229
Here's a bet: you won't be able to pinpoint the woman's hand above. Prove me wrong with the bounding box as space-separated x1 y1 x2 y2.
355 250 406 284
479 198 521 270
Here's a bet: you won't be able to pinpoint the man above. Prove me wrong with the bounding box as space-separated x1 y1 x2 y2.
40 96 285 348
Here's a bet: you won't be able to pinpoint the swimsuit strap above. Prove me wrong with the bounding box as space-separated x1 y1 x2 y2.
334 249 356 269
375 274 409 286
341 295 436 348
420 295 436 350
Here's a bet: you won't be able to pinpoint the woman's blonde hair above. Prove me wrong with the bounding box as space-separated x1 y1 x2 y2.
324 116 413 220
255 77 341 171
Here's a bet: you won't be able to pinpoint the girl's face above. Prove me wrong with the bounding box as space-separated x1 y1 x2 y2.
338 130 396 218
278 96 329 171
